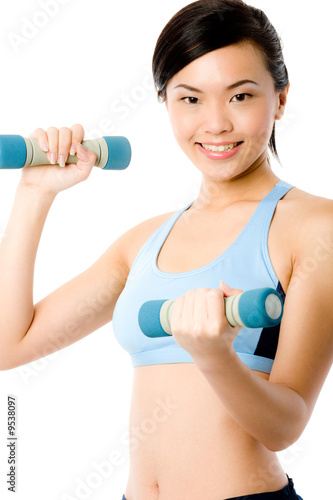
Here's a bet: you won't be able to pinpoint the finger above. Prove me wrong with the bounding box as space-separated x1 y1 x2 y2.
179 289 197 333
28 128 49 153
46 126 59 165
183 289 196 319
69 123 85 156
170 295 185 330
193 288 209 325
58 127 73 167
206 288 226 332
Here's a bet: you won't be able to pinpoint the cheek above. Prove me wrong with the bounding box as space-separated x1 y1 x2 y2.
241 100 275 148
169 108 196 144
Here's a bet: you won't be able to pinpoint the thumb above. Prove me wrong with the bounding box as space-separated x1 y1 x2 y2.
76 142 97 166
219 280 243 298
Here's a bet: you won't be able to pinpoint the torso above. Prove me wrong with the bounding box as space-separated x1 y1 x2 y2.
122 182 314 500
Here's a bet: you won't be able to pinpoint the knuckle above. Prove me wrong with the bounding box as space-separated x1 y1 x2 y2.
174 317 188 334
28 127 45 139
46 126 58 134
71 124 84 143
35 127 46 136
192 322 204 336
209 320 222 336
71 123 84 132
59 126 71 136
208 289 222 299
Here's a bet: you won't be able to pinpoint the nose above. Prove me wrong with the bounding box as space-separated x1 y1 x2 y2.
202 101 233 135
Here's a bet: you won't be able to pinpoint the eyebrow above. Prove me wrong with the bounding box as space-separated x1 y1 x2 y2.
173 79 260 93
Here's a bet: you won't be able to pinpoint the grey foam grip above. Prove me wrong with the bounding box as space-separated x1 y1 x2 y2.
24 137 109 169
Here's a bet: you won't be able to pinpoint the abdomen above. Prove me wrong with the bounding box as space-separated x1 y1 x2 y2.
124 363 288 500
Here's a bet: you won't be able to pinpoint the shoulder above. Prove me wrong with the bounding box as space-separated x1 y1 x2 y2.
275 186 333 297
115 209 178 272
274 186 333 257
282 187 333 257
282 185 333 217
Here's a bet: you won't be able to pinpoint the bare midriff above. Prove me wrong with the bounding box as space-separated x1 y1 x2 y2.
124 364 288 500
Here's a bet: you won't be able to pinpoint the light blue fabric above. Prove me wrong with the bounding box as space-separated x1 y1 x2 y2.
112 180 293 373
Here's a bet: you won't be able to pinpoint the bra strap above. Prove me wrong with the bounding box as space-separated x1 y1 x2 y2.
259 180 294 286
259 180 294 227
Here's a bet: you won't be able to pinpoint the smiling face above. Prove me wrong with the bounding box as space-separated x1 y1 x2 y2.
165 42 288 184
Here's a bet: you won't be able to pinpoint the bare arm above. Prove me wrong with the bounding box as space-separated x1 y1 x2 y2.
0 183 55 352
0 229 128 370
0 125 128 369
170 198 333 451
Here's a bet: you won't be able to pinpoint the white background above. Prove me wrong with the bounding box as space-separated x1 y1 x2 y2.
0 0 332 498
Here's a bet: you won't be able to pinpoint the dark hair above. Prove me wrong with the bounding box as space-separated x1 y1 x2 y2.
152 0 289 161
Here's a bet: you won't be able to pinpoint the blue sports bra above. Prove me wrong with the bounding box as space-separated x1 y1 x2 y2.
112 180 294 373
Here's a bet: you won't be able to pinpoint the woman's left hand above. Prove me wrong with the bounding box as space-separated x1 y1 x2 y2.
170 281 243 366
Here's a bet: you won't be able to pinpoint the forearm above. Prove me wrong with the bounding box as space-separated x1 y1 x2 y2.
196 349 308 451
0 183 55 348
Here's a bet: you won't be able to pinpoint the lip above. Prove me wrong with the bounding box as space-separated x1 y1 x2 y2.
200 141 241 146
196 141 243 160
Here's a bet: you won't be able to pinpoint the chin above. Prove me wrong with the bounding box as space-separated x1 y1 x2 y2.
192 156 243 180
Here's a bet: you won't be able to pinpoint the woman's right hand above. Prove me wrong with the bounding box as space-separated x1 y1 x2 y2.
20 124 97 195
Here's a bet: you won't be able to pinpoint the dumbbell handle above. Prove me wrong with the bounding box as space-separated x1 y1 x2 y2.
138 288 283 338
0 135 131 170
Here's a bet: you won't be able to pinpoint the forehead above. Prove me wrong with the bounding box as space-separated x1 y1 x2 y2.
168 42 272 91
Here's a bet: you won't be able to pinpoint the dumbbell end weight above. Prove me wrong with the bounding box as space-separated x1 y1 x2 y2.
0 135 131 170
102 136 131 170
138 299 170 338
0 135 27 169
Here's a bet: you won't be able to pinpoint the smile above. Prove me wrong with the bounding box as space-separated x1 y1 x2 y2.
196 141 244 160
200 142 242 152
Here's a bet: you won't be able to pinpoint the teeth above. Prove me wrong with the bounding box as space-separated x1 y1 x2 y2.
201 142 239 152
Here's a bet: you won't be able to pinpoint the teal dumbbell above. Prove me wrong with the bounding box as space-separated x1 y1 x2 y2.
138 288 284 338
0 135 131 170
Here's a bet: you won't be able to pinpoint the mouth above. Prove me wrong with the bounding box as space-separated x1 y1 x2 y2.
197 141 243 152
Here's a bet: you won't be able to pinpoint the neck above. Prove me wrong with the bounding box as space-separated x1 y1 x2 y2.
195 152 280 211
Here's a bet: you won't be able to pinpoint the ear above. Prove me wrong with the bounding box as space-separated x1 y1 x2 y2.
275 83 290 121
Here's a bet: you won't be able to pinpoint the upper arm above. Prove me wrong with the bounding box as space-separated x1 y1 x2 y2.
269 198 333 425
4 210 174 370
4 233 129 369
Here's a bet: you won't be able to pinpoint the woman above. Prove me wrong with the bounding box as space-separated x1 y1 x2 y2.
0 0 332 498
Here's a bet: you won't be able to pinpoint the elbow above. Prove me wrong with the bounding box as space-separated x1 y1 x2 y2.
262 419 308 453
264 390 310 452
264 436 300 453
0 356 27 371
0 352 11 370
0 356 18 371
0 361 13 371
0 344 22 371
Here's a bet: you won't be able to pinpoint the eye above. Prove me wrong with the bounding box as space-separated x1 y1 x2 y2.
231 93 252 102
181 96 200 104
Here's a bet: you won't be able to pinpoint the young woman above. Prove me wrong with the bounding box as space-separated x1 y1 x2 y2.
0 0 332 498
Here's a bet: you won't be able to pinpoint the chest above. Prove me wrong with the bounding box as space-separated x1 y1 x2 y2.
156 202 294 294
